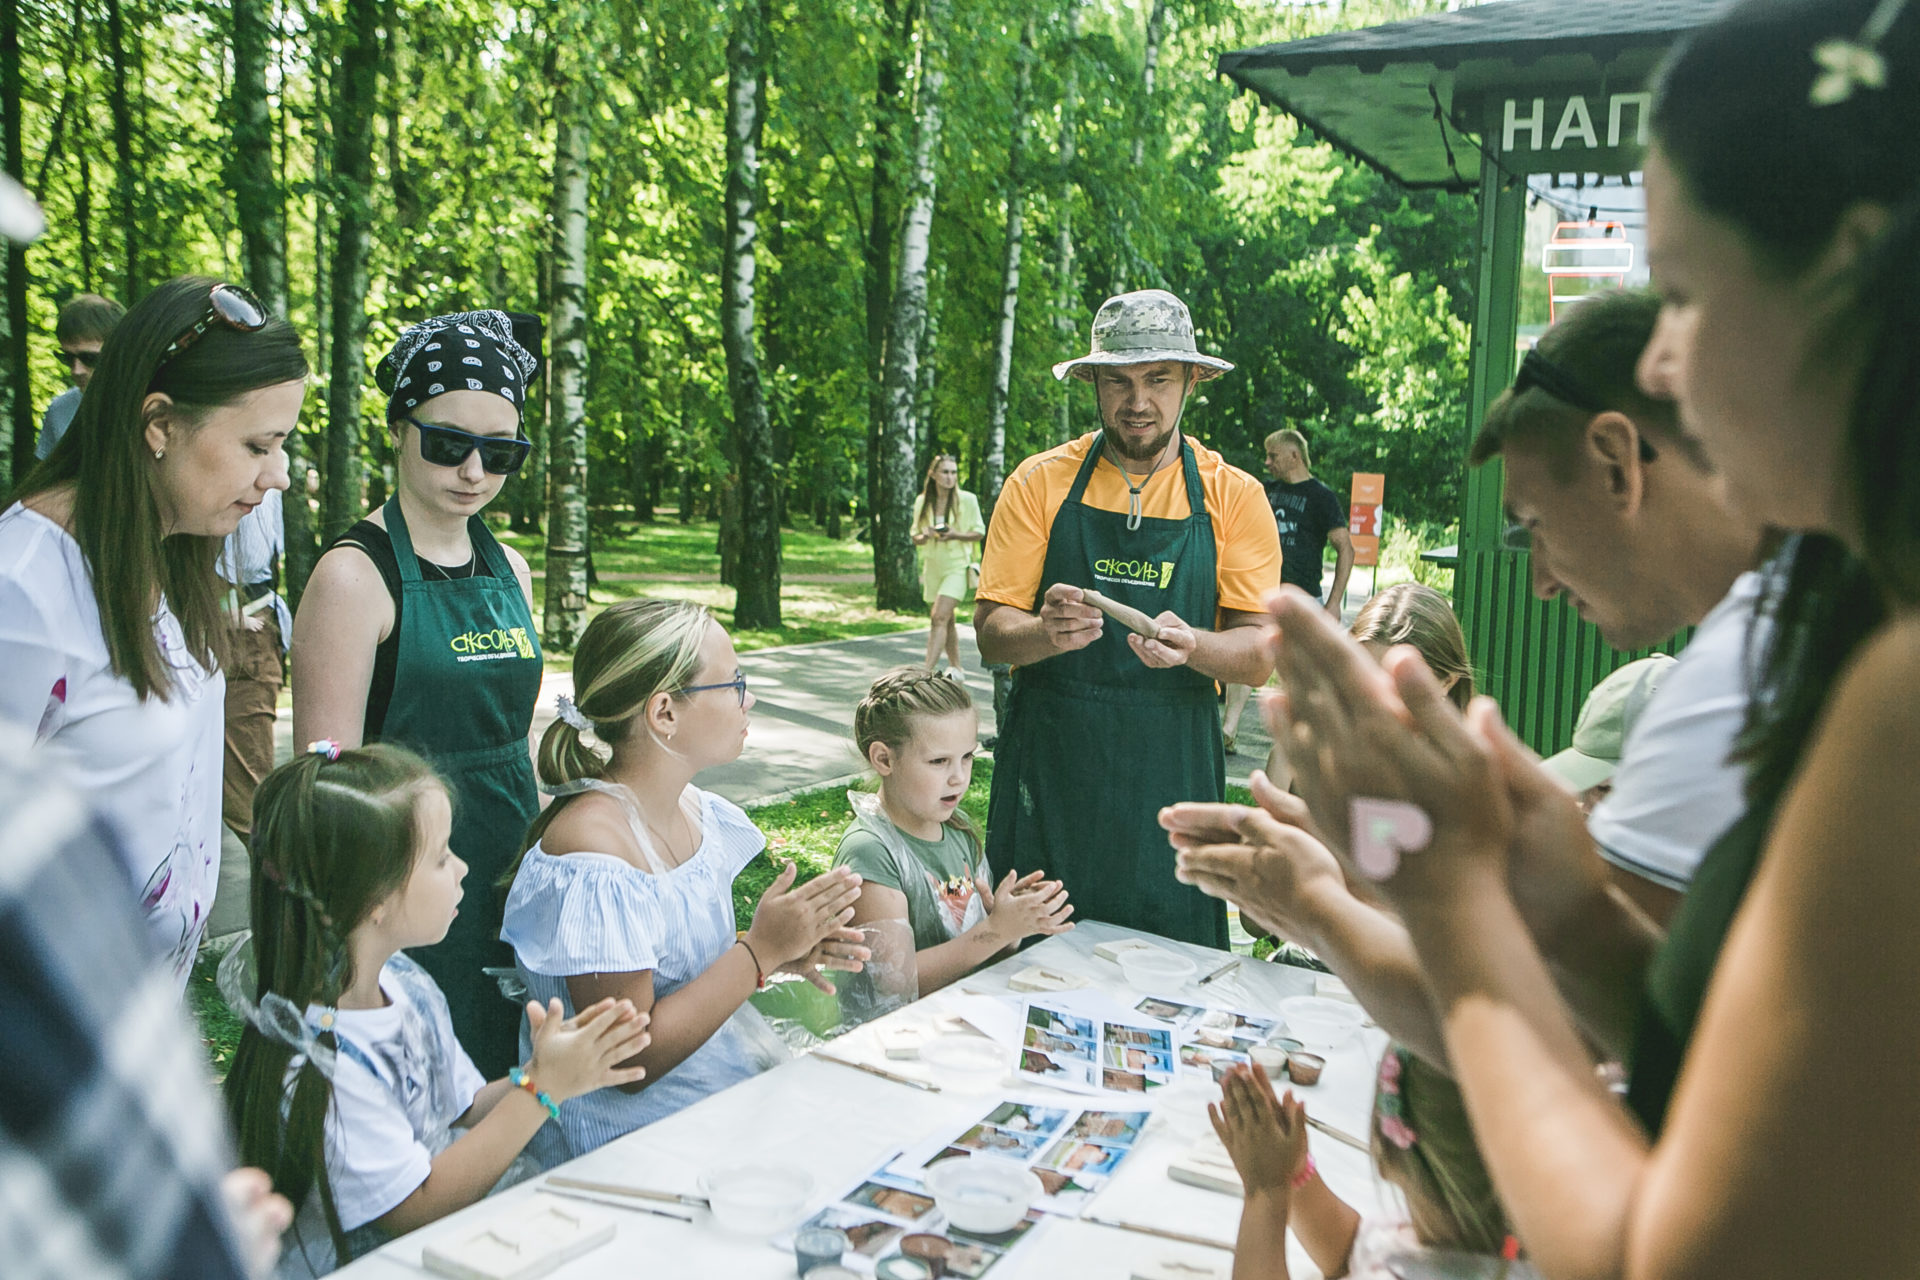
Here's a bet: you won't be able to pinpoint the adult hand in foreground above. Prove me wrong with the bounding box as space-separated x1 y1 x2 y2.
221 1166 293 1279
1264 587 1513 911
1038 582 1105 654
1162 770 1348 942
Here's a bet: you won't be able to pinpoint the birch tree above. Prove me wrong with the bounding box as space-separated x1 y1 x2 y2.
542 51 592 650
1053 0 1079 445
321 0 383 541
981 16 1035 524
863 0 915 543
874 0 947 611
722 0 781 627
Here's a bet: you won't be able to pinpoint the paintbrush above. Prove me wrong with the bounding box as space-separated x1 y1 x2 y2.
1086 1216 1235 1253
814 1052 943 1093
538 1185 695 1223
544 1175 707 1209
1196 958 1240 986
1306 1115 1368 1152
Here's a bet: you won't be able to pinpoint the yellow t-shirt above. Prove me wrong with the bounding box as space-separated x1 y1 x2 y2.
976 432 1281 618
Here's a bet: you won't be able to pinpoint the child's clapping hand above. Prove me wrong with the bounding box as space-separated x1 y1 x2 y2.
525 996 652 1101
981 869 1076 945
1210 1063 1310 1195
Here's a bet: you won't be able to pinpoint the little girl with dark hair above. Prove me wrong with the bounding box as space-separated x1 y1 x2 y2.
222 743 648 1276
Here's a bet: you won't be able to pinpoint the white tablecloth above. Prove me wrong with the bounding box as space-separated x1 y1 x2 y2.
334 922 1391 1279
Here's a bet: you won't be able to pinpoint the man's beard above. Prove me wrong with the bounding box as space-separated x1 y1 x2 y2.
1101 420 1176 464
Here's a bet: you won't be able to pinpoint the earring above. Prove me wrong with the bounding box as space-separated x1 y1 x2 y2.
153 449 165 461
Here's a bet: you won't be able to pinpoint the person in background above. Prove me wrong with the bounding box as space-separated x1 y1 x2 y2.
34 292 123 460
0 277 304 989
911 454 984 678
292 309 543 1075
1222 429 1352 755
219 486 288 847
1540 656 1676 815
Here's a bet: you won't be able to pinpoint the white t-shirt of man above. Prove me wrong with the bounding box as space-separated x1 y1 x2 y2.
0 503 225 988
1588 571 1767 890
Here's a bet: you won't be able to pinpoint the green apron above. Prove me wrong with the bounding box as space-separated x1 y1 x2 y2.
986 436 1228 947
378 499 542 1076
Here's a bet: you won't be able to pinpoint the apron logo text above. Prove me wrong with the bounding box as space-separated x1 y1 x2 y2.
449 627 536 660
1092 558 1177 590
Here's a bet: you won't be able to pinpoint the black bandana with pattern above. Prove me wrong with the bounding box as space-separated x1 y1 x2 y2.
375 309 543 422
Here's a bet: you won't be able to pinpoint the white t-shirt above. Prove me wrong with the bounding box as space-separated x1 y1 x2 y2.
0 503 226 988
1588 571 1767 890
278 957 487 1278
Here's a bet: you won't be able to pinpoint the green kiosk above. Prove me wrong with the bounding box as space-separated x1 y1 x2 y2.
1219 0 1724 752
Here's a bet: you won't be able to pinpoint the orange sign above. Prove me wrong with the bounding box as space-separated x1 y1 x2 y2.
1349 473 1385 568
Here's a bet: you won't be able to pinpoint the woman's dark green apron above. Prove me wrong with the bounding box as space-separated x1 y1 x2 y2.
378 499 542 1076
986 437 1228 947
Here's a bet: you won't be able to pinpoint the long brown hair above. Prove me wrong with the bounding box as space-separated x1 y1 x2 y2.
1348 583 1476 710
913 454 959 534
224 744 443 1267
14 276 308 700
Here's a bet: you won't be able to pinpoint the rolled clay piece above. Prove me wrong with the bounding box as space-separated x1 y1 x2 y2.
1078 587 1164 639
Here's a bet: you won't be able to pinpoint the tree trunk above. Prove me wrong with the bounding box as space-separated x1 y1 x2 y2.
541 79 591 651
722 0 781 628
1132 0 1166 171
321 0 382 542
863 0 913 544
981 17 1035 524
228 0 315 598
1053 0 1079 446
914 274 939 463
104 0 139 297
874 0 947 612
1 0 27 486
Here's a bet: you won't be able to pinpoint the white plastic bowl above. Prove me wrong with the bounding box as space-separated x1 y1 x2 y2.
1278 996 1364 1048
698 1163 816 1235
1118 946 1198 995
923 1156 1041 1235
920 1033 1009 1090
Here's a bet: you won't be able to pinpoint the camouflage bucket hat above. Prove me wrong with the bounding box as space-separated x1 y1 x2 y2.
1052 288 1234 383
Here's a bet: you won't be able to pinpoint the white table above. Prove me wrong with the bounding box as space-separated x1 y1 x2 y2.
336 922 1390 1279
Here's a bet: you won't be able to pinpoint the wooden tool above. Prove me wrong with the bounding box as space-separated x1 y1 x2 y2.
536 1186 695 1223
543 1175 707 1209
1306 1115 1369 1152
1196 959 1240 986
1087 1215 1236 1253
1079 588 1164 640
814 1052 943 1093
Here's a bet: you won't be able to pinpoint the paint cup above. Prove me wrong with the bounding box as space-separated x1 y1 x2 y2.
1247 1044 1289 1078
795 1226 849 1276
1286 1051 1326 1086
900 1233 953 1277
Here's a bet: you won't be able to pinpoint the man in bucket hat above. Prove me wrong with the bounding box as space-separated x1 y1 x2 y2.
974 288 1279 947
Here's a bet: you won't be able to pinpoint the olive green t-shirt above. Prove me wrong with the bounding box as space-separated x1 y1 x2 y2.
833 819 990 952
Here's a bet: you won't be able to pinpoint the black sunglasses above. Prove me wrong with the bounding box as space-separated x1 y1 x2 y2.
54 345 99 368
677 672 749 708
404 417 532 475
156 283 268 369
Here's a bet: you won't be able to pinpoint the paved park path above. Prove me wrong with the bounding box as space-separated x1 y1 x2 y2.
207 625 1278 941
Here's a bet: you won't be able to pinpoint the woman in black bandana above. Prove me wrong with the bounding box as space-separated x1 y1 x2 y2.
291 310 544 1074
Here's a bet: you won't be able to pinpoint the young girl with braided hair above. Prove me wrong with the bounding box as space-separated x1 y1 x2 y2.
222 743 649 1277
832 667 1074 994
1209 1055 1538 1280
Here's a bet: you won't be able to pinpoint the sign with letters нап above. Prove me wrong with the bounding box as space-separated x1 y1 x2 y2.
1497 90 1650 173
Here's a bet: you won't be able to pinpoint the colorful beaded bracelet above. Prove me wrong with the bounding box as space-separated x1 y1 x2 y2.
508 1066 560 1122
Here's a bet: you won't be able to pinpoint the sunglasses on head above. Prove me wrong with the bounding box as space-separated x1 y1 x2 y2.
54 345 99 368
156 283 269 370
403 417 532 475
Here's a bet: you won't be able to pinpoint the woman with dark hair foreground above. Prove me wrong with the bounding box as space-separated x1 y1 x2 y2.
0 276 306 988
1253 0 1920 1275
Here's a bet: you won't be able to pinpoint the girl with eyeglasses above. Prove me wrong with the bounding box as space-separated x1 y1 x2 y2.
499 598 871 1162
0 276 306 990
291 310 543 1075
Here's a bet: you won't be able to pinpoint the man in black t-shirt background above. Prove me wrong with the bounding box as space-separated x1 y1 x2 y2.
1263 428 1353 614
1221 429 1354 755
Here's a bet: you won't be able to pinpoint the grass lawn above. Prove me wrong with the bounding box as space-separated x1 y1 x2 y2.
190 761 1254 1073
494 514 948 662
